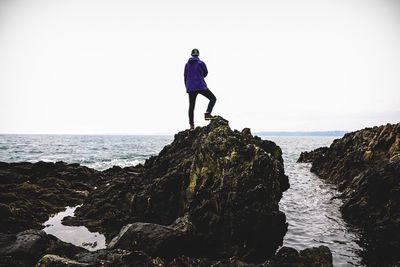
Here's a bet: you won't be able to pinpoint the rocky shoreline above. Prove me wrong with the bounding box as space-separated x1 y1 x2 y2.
298 122 400 266
0 117 334 266
0 161 101 234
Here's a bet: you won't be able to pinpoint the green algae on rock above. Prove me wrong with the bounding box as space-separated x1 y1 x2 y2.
0 161 101 234
65 116 289 262
0 116 336 266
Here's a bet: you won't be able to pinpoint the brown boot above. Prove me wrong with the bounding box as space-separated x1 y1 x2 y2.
204 112 215 120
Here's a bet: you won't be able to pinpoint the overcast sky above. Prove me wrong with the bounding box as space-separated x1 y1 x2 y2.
1 0 399 134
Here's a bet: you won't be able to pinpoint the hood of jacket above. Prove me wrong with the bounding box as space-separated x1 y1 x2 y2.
188 56 200 63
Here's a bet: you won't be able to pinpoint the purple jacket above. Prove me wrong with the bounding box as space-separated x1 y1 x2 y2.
184 56 208 93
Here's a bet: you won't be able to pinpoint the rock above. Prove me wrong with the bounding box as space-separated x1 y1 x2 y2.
167 256 257 267
299 246 333 267
66 116 289 262
0 230 48 262
37 254 91 267
37 250 164 267
297 147 328 163
38 246 332 267
0 229 86 267
107 222 188 259
61 164 148 238
297 122 400 265
265 247 299 267
0 116 335 267
74 249 165 267
265 246 333 267
0 161 100 234
166 256 212 267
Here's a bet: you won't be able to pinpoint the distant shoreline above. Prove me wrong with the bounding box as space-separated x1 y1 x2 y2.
256 131 347 137
0 131 348 137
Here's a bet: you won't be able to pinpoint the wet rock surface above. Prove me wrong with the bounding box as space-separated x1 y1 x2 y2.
37 250 164 267
265 246 333 267
65 117 289 262
0 229 86 266
298 122 400 265
34 243 333 267
0 161 101 234
0 117 334 266
107 220 189 259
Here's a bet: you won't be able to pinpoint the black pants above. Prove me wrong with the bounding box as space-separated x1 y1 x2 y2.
188 89 217 125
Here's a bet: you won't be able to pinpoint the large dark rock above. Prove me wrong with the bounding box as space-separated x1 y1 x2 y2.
297 147 328 163
0 116 336 266
61 164 149 239
265 246 333 267
298 122 400 265
35 246 333 267
65 117 289 262
0 230 158 267
107 221 188 259
37 255 92 267
0 229 86 267
0 161 101 234
37 250 165 267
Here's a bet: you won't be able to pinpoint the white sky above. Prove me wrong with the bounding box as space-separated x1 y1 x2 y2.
1 0 399 134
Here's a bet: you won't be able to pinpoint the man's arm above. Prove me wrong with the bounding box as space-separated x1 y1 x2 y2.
202 61 208 77
184 64 188 84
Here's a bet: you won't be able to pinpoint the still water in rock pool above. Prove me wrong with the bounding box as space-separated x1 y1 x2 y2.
42 205 106 251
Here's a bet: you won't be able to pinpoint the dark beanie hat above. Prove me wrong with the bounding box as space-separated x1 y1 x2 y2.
191 48 199 56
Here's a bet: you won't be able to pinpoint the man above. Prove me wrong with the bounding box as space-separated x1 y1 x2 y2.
184 48 217 130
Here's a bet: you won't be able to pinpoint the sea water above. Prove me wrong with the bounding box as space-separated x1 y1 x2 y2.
0 134 363 265
0 134 172 170
266 136 363 266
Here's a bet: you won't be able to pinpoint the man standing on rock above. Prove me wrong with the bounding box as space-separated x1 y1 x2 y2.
184 48 217 129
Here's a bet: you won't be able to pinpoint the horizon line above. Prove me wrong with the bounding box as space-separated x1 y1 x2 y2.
0 130 350 136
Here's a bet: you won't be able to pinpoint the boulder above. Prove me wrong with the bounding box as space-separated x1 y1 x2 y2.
265 246 333 267
298 122 400 265
37 250 164 267
66 117 289 262
37 254 91 267
36 246 333 267
0 229 85 267
107 215 192 259
61 165 148 238
0 161 100 234
107 222 188 258
0 117 335 266
297 147 328 163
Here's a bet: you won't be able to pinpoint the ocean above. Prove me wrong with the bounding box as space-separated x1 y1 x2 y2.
0 134 363 266
0 134 172 170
